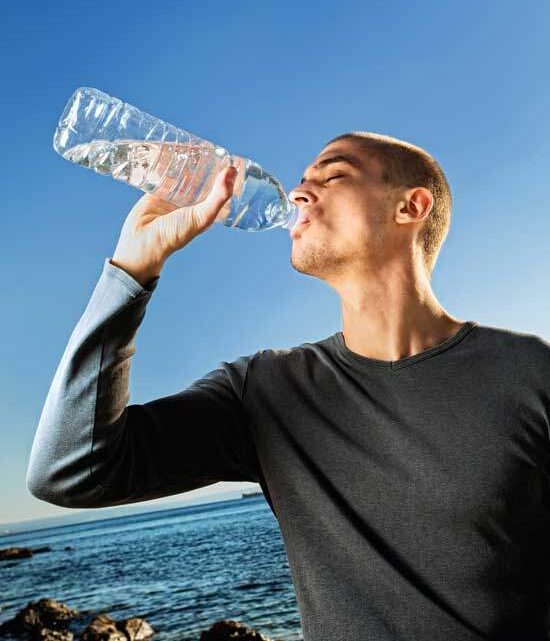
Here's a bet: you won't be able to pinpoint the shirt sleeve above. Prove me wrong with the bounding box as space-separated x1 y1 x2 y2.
26 258 261 509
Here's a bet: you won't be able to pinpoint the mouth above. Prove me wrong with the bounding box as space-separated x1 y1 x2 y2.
297 209 313 226
290 219 310 239
290 208 316 238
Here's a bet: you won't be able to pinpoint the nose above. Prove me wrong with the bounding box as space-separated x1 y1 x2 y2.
288 182 318 206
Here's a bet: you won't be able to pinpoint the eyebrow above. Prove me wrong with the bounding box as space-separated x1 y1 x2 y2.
300 154 362 184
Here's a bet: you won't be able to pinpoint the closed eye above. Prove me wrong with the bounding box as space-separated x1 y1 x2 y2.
326 175 344 182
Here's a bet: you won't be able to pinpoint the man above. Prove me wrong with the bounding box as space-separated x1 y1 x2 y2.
288 132 465 361
27 132 550 640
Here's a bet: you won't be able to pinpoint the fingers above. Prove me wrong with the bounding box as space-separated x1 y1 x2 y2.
192 166 238 227
213 165 238 209
220 165 238 197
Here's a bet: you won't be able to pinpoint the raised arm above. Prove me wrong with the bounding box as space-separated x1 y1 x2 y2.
26 258 260 509
26 165 264 508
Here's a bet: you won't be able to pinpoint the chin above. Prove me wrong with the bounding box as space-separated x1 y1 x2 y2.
290 253 321 277
290 251 308 275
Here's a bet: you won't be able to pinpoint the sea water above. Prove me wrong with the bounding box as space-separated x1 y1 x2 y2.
0 497 303 641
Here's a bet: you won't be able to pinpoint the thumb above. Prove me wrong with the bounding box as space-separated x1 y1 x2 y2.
191 165 238 229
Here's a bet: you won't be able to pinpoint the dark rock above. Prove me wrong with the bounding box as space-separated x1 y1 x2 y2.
0 546 51 561
0 600 156 641
199 620 274 641
29 627 74 641
81 614 126 641
0 598 78 639
0 547 33 561
31 547 52 555
117 617 154 641
81 613 154 641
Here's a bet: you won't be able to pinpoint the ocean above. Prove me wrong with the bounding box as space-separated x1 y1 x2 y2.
0 496 303 641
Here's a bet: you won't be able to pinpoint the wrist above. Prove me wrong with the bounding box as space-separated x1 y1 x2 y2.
109 258 163 288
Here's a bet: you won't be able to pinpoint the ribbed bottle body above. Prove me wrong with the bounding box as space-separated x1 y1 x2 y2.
53 88 298 231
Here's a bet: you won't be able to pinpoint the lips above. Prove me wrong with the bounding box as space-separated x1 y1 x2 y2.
297 208 314 225
290 218 311 239
290 208 318 238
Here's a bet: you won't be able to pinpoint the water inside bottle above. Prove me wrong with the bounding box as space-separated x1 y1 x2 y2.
63 139 244 206
63 138 295 231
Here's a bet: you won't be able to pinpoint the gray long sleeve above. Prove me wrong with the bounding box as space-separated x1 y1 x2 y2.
26 258 261 509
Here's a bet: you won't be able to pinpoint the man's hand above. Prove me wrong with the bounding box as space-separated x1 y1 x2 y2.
110 165 238 286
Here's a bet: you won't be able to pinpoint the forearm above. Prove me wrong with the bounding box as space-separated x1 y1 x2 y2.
27 258 259 510
26 259 159 508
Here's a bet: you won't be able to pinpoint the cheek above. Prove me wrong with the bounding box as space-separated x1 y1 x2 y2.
333 210 375 243
319 194 384 242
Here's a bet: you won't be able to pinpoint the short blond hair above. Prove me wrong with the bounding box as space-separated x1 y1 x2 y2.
325 131 452 279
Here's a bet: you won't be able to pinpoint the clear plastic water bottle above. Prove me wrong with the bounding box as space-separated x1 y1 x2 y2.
52 87 299 232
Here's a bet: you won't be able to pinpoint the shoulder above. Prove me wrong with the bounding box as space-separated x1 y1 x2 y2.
212 336 329 382
252 335 335 367
473 322 549 350
471 322 550 373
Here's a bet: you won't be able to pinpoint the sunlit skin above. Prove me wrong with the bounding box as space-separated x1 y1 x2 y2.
287 138 466 362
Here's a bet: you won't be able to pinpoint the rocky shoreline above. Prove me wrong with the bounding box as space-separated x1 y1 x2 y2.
0 547 285 641
0 598 277 641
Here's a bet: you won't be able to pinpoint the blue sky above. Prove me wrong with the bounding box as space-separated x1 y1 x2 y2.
2 0 550 526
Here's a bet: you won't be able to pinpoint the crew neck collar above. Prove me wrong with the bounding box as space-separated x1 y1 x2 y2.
332 321 478 371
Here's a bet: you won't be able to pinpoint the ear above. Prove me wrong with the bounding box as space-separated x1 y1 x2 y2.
395 187 433 225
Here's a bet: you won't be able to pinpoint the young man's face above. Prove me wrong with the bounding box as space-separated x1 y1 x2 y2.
288 139 399 283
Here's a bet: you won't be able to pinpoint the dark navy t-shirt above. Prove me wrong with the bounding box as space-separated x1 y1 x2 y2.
27 258 550 640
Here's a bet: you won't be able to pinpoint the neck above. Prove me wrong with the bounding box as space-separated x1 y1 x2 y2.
336 263 465 362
